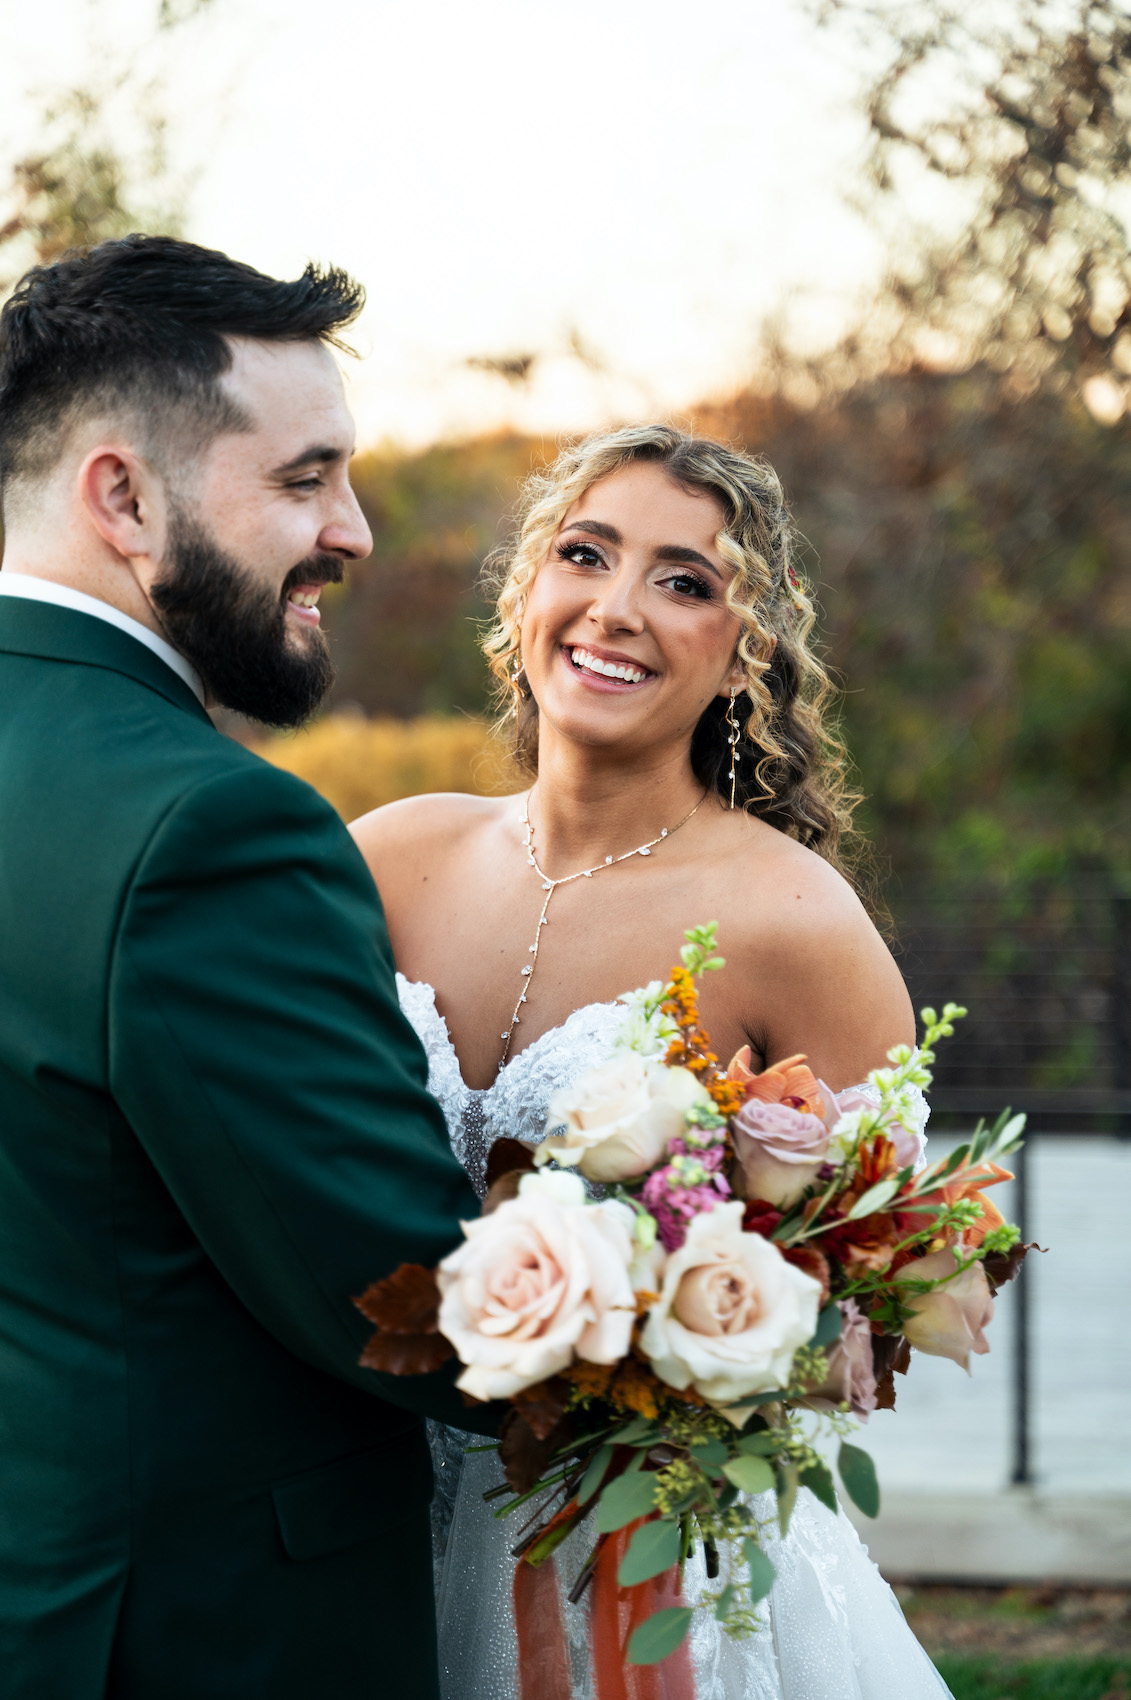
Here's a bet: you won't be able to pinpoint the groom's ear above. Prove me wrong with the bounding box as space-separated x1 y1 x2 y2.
78 444 169 573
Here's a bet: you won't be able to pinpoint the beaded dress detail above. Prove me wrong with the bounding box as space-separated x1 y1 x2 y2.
397 973 953 1700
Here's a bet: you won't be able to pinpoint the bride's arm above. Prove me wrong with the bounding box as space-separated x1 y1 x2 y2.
730 845 914 1093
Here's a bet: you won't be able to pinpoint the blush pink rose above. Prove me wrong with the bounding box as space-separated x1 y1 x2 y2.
436 1171 636 1401
803 1297 878 1419
895 1246 994 1372
731 1100 834 1208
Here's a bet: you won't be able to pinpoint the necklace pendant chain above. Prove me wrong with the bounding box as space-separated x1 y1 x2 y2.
499 786 707 1065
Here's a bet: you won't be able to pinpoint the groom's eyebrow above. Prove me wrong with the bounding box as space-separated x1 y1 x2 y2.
271 444 349 476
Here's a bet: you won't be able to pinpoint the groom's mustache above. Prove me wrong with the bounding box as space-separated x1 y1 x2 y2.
279 555 346 600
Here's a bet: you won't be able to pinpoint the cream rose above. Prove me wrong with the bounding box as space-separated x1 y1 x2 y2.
540 1056 711 1183
895 1246 994 1372
640 1201 822 1407
435 1171 636 1401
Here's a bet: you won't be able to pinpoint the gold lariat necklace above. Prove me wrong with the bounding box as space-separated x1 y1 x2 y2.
499 786 708 1065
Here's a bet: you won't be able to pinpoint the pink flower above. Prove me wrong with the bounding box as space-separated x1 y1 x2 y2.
804 1298 878 1419
731 1099 834 1209
641 1145 731 1251
895 1246 994 1372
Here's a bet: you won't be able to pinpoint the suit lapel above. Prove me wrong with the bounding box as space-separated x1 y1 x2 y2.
0 597 214 725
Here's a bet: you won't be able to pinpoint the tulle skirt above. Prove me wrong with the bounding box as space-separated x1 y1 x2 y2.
428 1426 954 1700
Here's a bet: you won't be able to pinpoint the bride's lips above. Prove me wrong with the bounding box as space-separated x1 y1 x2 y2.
284 583 324 627
559 643 656 693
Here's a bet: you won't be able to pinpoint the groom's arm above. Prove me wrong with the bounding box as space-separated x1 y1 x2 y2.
108 758 498 1435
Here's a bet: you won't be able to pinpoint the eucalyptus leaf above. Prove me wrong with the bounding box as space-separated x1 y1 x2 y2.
810 1302 843 1350
723 1454 775 1495
838 1443 880 1518
775 1463 799 1536
595 1469 659 1533
736 1433 779 1457
714 1583 736 1622
626 1606 694 1666
847 1177 901 1220
800 1458 838 1515
617 1517 681 1587
743 1539 777 1604
577 1444 614 1508
689 1438 729 1468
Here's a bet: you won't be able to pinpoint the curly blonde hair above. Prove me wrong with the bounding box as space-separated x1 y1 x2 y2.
482 424 864 881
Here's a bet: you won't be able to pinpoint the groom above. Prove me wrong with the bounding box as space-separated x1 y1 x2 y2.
0 236 494 1698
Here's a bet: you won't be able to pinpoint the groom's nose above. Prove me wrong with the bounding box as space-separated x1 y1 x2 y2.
319 484 373 562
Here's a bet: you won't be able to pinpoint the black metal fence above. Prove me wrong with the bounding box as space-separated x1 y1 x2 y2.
889 878 1129 1485
890 880 1131 1131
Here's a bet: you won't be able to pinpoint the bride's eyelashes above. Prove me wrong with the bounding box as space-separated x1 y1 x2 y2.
554 539 715 602
659 569 713 601
556 539 605 568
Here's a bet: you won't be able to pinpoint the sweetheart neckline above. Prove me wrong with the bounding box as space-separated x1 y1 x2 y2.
396 974 623 1096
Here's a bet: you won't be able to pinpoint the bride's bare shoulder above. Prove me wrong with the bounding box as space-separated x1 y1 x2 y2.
349 790 521 880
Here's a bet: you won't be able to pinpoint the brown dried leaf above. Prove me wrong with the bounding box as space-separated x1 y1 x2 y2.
872 1332 911 1381
499 1408 567 1494
983 1240 1046 1294
781 1244 831 1304
512 1375 570 1441
359 1328 455 1375
353 1264 441 1334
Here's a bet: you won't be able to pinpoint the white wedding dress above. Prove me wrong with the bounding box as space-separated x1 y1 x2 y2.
398 975 954 1700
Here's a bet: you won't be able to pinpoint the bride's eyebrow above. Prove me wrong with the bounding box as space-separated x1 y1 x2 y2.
560 520 621 544
654 543 722 581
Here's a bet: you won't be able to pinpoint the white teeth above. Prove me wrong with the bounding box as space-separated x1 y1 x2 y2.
570 647 647 684
288 590 320 608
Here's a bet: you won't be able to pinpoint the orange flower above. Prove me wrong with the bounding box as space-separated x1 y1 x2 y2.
726 1047 824 1116
903 1161 1013 1247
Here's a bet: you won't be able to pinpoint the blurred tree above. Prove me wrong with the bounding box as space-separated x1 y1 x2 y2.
814 0 1131 417
0 0 216 286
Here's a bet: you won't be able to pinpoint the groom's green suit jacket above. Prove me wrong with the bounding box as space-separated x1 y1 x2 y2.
0 597 492 1700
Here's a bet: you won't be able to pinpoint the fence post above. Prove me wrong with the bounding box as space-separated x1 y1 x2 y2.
1010 1136 1032 1486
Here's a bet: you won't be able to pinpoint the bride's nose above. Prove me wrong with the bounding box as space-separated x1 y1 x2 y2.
586 564 646 634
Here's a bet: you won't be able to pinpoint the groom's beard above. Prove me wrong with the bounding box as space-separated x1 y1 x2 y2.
151 512 341 728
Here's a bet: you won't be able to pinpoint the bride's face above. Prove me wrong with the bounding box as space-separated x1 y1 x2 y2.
519 461 744 759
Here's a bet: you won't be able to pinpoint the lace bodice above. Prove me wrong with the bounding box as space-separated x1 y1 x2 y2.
397 976 630 1195
397 973 928 1196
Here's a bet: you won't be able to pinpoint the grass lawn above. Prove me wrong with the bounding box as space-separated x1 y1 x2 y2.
890 1586 1131 1700
937 1658 1130 1700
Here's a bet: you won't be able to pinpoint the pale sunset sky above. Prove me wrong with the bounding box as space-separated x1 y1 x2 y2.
2 0 903 447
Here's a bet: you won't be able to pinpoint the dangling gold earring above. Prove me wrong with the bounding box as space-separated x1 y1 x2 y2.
726 687 741 810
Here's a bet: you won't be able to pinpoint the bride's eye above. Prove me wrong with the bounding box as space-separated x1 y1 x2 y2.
662 570 713 601
556 540 605 568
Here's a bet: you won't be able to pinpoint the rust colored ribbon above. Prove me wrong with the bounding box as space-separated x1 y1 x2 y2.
590 1519 697 1700
513 1501 576 1700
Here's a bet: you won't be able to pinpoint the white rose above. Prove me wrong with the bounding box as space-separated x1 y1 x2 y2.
435 1186 637 1401
540 1055 711 1183
640 1202 821 1407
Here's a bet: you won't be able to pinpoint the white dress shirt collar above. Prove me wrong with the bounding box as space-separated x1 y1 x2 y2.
0 572 206 705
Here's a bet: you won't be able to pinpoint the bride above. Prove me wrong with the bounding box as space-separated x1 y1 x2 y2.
350 425 952 1699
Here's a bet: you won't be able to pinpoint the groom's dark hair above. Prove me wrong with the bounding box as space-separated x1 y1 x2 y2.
0 234 364 508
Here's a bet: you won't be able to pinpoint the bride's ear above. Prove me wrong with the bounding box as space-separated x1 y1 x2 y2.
718 636 776 697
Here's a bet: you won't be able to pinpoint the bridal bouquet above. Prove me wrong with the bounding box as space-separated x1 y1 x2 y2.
356 926 1033 1675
